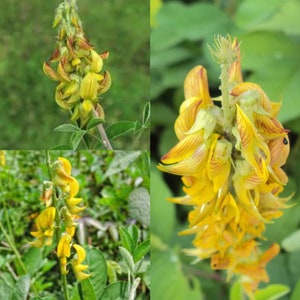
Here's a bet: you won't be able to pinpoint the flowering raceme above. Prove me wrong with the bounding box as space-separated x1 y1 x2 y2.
30 156 90 281
158 36 291 297
43 0 111 126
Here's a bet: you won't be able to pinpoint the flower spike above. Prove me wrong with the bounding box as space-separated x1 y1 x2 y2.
159 35 291 297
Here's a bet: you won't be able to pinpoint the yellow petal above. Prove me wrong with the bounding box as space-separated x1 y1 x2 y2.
90 50 103 73
184 66 212 107
175 98 201 140
253 112 289 139
228 38 243 85
236 104 270 175
231 82 273 114
73 244 87 264
57 234 72 258
69 178 79 198
80 72 102 100
269 136 290 168
207 139 232 192
161 131 204 164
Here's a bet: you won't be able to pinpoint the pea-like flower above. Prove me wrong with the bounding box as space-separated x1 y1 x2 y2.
43 0 111 126
159 36 291 297
71 244 91 281
30 207 56 248
57 233 72 274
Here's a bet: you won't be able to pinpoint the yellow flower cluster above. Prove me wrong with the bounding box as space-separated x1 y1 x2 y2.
30 156 90 281
43 0 111 126
158 38 291 296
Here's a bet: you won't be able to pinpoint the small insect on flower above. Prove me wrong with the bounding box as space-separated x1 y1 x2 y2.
159 35 292 298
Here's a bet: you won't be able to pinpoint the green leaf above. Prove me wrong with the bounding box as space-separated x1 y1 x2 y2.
0 276 14 300
290 278 300 300
84 247 108 299
142 101 150 126
128 187 150 227
152 2 230 51
22 247 43 276
254 284 290 300
118 246 135 275
70 130 86 150
104 151 141 178
53 123 82 133
127 225 139 248
133 239 150 263
100 281 129 300
86 118 104 130
239 31 300 123
282 229 300 252
79 278 97 300
150 164 176 243
236 0 300 35
230 281 243 300
151 249 203 300
13 274 30 300
119 227 134 254
106 121 141 140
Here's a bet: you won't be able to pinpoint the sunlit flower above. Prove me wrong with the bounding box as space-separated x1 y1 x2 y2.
71 244 91 281
159 36 291 297
30 207 56 248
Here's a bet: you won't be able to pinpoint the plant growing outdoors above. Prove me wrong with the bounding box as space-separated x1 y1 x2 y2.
157 34 292 299
0 151 150 299
44 0 150 150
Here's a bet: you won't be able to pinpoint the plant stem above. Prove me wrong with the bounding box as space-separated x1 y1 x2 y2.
45 151 70 300
0 222 40 296
219 62 232 132
93 108 113 150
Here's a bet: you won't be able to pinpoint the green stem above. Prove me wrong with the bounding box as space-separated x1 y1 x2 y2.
220 62 232 132
0 222 39 296
45 151 70 300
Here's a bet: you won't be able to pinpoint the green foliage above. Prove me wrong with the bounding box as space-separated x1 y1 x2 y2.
0 150 149 299
0 1 149 149
151 0 300 299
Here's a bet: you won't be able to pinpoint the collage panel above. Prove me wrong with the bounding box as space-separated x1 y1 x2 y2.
0 150 150 299
0 0 149 150
151 0 300 299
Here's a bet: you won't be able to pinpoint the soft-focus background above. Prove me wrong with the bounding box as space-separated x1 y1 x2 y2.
0 0 149 149
151 0 300 299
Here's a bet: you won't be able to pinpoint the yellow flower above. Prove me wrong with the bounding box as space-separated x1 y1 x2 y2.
159 36 291 297
30 207 56 248
57 234 72 274
65 176 86 216
71 244 91 281
52 157 74 190
43 0 111 126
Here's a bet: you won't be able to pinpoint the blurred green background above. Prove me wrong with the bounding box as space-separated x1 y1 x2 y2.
0 0 149 149
151 0 300 299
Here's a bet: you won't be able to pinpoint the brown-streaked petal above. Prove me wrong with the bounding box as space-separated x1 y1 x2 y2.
184 66 212 107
